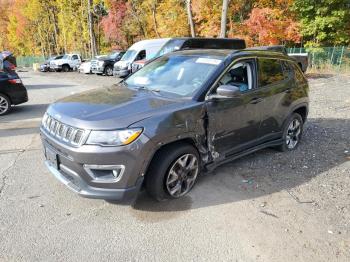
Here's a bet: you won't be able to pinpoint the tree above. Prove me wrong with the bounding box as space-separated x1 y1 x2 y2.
293 0 350 46
88 0 97 56
244 7 301 46
220 0 229 37
185 0 195 37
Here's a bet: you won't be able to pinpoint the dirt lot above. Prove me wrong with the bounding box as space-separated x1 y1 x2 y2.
0 70 349 261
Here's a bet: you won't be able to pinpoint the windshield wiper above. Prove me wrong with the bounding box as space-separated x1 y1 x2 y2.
137 86 160 93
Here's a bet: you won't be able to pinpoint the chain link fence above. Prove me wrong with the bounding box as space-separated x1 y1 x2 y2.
288 46 350 72
16 56 46 68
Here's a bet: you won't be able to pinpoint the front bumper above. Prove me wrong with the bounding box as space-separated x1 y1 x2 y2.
40 128 154 201
45 160 143 200
50 64 62 70
113 69 130 77
91 67 104 74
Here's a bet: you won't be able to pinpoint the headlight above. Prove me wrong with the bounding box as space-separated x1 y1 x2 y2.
86 128 143 146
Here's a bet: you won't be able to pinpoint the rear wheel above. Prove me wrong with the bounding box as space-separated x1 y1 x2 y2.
277 113 303 152
145 143 200 201
0 94 11 115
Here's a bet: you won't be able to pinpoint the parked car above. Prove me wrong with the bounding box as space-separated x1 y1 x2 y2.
91 51 125 76
248 45 309 72
113 38 170 77
131 37 246 73
41 48 309 202
40 55 64 72
78 60 92 74
0 71 28 115
50 53 82 72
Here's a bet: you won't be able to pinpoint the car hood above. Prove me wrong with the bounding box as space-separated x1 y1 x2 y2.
47 85 190 130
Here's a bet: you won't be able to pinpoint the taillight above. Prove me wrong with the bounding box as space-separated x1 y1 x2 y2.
8 78 22 84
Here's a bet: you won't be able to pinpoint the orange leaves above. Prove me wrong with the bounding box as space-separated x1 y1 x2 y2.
243 7 301 46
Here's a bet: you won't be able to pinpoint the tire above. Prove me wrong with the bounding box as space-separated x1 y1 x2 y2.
62 65 70 72
145 143 200 201
277 113 303 152
0 93 11 115
104 65 113 76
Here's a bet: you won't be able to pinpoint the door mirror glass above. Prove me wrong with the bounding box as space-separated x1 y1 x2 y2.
216 84 240 98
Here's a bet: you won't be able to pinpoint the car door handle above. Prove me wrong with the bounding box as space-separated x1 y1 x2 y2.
250 98 263 104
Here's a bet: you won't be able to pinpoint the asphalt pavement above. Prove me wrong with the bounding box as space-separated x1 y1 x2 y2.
0 70 349 261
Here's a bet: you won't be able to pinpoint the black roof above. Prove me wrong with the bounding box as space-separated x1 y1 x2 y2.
167 48 293 61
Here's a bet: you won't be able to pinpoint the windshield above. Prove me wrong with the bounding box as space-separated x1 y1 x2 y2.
108 52 119 59
155 39 184 58
121 50 137 61
62 55 69 59
125 55 223 97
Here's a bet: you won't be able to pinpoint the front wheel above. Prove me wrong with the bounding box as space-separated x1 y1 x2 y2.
104 65 113 76
145 144 200 201
62 65 70 72
277 113 303 152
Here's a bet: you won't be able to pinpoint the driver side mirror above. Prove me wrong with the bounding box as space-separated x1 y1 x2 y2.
208 84 240 100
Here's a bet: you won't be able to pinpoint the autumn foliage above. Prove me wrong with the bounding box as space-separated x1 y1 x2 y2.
0 0 349 56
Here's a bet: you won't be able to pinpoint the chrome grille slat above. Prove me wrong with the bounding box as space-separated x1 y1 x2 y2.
42 114 87 147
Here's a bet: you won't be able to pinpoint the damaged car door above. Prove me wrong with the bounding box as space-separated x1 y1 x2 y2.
205 58 264 160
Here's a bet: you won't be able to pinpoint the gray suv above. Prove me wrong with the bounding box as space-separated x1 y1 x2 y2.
40 49 309 202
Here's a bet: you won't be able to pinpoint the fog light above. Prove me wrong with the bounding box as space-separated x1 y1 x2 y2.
84 164 125 183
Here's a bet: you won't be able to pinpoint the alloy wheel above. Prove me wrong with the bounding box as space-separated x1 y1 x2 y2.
106 67 113 76
0 95 9 115
165 153 199 198
286 118 301 149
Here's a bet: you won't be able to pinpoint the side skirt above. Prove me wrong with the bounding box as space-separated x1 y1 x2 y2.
204 138 283 172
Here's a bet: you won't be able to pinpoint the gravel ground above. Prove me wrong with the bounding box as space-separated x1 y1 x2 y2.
0 70 349 261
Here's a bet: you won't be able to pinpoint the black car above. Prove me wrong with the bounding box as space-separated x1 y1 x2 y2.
40 55 64 72
91 51 125 76
41 49 308 202
0 71 28 115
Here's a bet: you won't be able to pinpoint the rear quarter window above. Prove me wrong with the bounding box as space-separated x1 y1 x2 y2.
258 58 284 86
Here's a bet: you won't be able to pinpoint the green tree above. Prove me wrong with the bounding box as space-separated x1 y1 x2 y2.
293 0 350 46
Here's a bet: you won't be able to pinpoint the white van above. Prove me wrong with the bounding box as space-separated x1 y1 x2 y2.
113 38 170 77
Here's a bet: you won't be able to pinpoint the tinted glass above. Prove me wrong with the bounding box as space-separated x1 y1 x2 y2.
258 58 284 86
155 39 185 57
72 55 78 60
293 64 305 83
125 55 223 97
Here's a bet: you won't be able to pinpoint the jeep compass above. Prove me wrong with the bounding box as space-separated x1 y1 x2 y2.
40 49 309 201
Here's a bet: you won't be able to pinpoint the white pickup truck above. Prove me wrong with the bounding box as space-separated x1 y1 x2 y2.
50 54 82 72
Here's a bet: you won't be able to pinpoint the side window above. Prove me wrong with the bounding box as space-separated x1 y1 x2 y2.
218 60 254 92
293 64 305 84
72 55 78 60
281 61 292 79
136 50 146 61
258 58 284 86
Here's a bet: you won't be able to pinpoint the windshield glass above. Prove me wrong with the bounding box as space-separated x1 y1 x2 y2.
121 50 137 61
125 55 223 97
62 55 69 59
155 39 184 58
108 52 119 59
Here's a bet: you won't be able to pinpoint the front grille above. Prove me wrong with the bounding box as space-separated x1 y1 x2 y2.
90 60 98 67
42 114 88 147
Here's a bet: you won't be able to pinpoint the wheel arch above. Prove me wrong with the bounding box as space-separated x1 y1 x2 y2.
143 137 200 180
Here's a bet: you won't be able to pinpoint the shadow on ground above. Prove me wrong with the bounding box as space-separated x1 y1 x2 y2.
25 84 76 90
131 118 349 215
0 104 48 129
